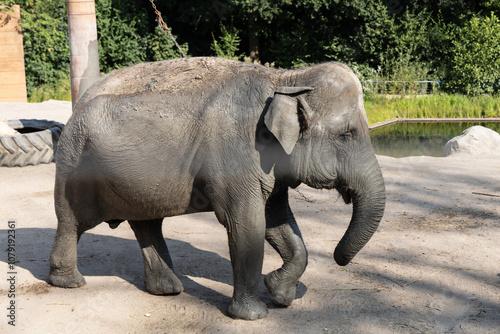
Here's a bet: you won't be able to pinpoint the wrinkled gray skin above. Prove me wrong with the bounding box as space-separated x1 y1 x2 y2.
49 57 385 320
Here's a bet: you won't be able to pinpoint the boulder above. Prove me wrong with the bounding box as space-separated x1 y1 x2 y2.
444 125 500 157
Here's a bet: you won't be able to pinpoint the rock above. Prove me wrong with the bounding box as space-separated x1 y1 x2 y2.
444 125 500 157
0 120 19 136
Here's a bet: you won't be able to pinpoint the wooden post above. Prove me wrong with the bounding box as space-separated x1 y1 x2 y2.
67 0 100 107
0 5 28 102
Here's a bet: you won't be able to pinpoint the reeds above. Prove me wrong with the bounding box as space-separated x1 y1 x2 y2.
364 94 500 124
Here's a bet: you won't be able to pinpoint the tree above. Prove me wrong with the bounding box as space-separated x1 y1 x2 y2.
96 0 188 73
445 12 500 95
7 0 500 96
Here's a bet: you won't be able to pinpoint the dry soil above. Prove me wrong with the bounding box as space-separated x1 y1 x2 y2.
0 101 499 333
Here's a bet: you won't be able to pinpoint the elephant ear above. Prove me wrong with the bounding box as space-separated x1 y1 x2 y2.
264 87 313 155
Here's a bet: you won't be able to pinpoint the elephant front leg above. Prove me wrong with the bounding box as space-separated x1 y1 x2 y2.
129 219 183 295
264 189 308 306
212 188 268 320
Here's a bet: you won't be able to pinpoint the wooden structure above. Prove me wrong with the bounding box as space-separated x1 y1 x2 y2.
67 0 100 106
0 5 27 102
369 117 500 131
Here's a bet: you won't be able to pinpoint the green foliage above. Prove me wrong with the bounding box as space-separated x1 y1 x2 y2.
348 63 378 82
480 0 500 15
95 0 190 72
95 0 148 73
147 27 188 61
445 13 500 95
2 0 190 99
6 0 500 101
28 73 71 102
211 21 243 60
2 0 69 96
348 0 398 67
94 0 187 72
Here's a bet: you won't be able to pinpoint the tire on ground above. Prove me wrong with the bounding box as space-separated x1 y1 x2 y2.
0 119 64 167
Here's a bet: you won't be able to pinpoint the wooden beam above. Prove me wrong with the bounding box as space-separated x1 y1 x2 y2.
369 118 500 131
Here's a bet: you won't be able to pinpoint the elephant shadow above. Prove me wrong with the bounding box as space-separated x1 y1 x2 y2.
10 227 306 314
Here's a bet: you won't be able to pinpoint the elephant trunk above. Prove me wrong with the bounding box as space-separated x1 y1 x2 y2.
334 155 386 266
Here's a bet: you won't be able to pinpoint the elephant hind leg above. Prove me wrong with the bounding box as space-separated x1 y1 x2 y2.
49 180 91 288
49 219 87 288
128 219 183 295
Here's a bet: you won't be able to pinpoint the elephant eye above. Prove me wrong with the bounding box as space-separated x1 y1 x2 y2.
339 129 354 140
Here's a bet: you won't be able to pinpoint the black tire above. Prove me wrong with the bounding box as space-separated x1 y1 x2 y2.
0 119 64 167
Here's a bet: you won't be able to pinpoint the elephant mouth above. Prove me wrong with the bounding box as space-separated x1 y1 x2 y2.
337 186 352 204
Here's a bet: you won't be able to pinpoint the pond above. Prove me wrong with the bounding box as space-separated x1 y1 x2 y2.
370 122 500 157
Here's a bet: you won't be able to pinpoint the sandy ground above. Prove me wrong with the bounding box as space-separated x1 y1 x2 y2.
0 101 499 333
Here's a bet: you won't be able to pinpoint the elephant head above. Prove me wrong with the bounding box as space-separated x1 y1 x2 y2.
262 62 386 265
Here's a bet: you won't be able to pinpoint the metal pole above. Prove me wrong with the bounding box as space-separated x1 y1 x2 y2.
67 0 100 107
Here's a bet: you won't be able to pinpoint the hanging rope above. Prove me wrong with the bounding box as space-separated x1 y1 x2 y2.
148 0 187 58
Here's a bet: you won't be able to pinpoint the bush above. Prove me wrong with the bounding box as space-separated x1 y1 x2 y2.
147 27 188 61
445 13 500 95
210 21 242 60
1 1 70 97
1 0 189 99
29 73 71 102
5 0 500 99
95 0 148 73
95 0 188 72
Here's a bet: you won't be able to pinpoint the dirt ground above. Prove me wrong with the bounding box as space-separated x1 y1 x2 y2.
1 101 499 333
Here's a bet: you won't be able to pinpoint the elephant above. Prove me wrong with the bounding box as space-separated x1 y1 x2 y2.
49 57 386 320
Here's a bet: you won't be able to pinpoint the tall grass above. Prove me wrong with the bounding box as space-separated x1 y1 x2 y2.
28 73 72 103
364 94 500 124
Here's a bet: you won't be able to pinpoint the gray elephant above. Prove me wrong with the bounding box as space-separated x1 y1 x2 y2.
49 57 385 320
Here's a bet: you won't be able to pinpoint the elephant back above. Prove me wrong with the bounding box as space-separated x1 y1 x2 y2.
79 57 274 104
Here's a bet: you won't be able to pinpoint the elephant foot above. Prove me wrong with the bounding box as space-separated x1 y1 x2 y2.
145 269 183 295
49 269 86 288
228 297 268 320
264 271 296 306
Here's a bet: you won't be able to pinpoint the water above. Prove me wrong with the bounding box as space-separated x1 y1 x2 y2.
370 122 500 157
